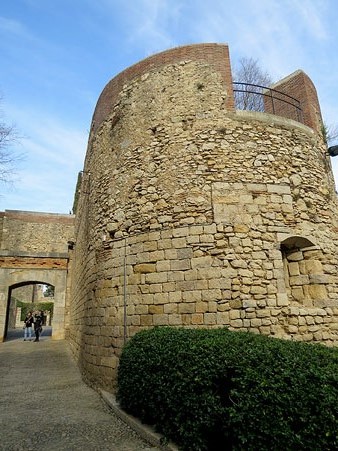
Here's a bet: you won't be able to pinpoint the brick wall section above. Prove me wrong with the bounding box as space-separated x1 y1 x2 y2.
2 210 74 224
91 43 235 135
0 256 68 269
265 70 323 132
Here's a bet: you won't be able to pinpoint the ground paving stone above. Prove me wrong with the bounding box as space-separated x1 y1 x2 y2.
0 329 159 451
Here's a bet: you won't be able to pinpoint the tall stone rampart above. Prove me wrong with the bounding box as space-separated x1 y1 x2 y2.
68 43 338 391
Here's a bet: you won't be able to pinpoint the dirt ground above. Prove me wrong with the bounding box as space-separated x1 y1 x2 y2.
0 329 159 451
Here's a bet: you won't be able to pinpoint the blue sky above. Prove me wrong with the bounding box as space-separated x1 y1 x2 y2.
1 0 338 213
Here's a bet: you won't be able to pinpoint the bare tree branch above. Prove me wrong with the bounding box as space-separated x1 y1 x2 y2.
0 97 22 184
233 57 273 112
233 59 338 149
322 122 338 146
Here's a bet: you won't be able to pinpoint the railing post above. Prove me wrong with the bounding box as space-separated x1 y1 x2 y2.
269 88 275 115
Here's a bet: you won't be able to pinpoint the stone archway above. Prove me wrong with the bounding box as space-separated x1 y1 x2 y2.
0 210 75 342
0 265 68 341
6 281 52 330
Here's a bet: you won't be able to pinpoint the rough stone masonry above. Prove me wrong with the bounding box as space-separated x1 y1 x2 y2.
68 43 338 391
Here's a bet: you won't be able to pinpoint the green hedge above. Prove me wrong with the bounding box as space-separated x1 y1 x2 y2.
117 327 338 451
17 301 54 322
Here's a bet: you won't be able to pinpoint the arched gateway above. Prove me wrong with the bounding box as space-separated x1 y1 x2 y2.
0 210 74 341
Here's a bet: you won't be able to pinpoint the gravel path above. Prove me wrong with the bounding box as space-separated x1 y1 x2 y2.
0 330 159 451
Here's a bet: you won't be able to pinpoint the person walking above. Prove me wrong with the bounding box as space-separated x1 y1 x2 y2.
23 311 34 341
33 311 43 342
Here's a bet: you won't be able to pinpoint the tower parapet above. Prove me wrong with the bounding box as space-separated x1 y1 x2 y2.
265 69 323 133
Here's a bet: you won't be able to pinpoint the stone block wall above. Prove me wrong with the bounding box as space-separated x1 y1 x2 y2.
68 43 338 391
0 210 74 253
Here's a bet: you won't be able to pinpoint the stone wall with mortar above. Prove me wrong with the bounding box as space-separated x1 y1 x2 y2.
68 44 338 391
0 210 74 253
0 210 75 341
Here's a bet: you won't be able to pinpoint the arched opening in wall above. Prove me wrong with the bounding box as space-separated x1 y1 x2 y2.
4 281 55 341
280 236 327 306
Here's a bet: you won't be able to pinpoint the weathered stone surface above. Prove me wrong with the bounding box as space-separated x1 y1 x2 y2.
133 263 156 273
67 44 338 392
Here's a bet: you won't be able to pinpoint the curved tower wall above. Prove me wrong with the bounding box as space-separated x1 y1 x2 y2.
69 43 338 390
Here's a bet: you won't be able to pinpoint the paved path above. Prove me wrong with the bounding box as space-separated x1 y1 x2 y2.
0 329 159 451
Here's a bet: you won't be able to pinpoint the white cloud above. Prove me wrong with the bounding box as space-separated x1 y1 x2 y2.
289 0 328 40
6 106 86 161
124 0 180 54
0 16 28 37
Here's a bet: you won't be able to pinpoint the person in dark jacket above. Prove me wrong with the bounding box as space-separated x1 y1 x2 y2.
23 311 34 341
33 311 43 342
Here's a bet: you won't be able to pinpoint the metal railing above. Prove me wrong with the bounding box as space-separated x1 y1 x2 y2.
233 82 304 124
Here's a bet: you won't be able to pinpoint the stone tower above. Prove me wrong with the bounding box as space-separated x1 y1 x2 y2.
68 43 338 390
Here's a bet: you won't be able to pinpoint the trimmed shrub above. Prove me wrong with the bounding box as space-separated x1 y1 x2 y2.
17 301 54 322
117 327 338 451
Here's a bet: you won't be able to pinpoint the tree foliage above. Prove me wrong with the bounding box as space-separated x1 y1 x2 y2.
16 300 54 321
43 285 55 297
